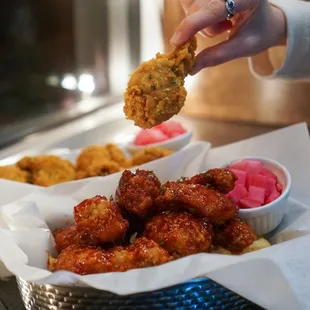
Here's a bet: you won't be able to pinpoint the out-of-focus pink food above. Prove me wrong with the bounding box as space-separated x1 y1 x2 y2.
133 120 186 146
226 159 283 209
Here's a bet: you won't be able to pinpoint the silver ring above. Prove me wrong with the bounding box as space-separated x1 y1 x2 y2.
225 0 236 20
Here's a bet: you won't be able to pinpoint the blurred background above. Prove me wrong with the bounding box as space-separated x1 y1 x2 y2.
0 0 309 155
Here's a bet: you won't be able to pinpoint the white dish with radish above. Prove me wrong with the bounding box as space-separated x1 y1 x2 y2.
223 157 291 236
127 120 192 153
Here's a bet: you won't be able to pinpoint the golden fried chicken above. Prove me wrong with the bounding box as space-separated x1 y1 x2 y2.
115 170 161 217
144 211 212 258
53 226 100 253
156 182 237 224
131 147 174 167
0 166 30 183
76 160 122 179
17 155 76 187
76 145 111 172
183 168 237 194
213 218 258 254
124 37 197 128
74 195 129 244
104 143 128 167
49 237 172 275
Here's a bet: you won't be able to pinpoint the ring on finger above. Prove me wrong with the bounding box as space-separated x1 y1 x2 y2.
225 0 236 20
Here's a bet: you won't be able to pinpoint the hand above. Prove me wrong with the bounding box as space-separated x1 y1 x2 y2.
170 0 287 74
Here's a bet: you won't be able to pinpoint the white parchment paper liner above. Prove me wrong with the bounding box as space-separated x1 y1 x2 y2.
1 123 310 310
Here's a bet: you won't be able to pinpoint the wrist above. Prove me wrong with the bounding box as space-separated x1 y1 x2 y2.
271 5 287 46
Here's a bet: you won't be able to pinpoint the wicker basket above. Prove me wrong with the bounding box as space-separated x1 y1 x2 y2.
17 277 263 310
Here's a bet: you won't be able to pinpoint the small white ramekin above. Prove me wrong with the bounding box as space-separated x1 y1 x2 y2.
222 156 292 236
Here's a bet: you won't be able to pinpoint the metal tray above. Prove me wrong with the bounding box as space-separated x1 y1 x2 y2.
17 277 263 310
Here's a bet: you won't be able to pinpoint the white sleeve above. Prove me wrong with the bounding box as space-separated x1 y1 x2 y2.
249 0 310 80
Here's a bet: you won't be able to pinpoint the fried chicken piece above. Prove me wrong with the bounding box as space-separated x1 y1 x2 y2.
17 155 76 187
76 160 122 179
156 182 237 224
53 226 100 253
213 218 258 254
0 166 30 183
144 211 213 258
50 237 172 275
131 147 173 166
183 168 237 194
124 37 197 129
105 143 128 167
76 145 111 171
74 195 129 244
115 169 161 217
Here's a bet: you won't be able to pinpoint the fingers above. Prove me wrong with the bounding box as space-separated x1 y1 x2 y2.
202 20 232 37
171 0 258 46
170 7 226 46
191 35 257 74
180 0 195 12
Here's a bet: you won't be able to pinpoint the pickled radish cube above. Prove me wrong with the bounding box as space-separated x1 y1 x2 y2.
227 184 248 204
156 121 186 138
276 183 283 193
248 186 265 204
229 159 248 171
133 129 169 145
260 168 277 181
251 174 267 189
239 198 262 209
246 160 263 175
265 177 277 198
231 169 246 186
246 174 255 188
266 189 281 204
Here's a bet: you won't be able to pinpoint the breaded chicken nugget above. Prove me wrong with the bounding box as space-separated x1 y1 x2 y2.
76 160 121 179
76 146 110 171
104 143 128 167
0 165 30 183
131 147 173 166
17 155 76 187
124 37 197 128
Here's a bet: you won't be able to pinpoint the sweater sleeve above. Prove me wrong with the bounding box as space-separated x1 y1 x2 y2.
249 0 310 80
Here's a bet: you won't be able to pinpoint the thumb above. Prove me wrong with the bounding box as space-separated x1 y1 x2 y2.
191 34 262 74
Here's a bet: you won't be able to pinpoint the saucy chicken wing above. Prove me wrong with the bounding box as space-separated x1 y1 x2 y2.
74 195 129 244
124 37 197 128
49 237 172 275
144 211 212 258
0 166 30 183
213 218 258 254
115 170 161 217
17 155 76 187
131 147 173 167
183 168 237 194
156 182 237 224
53 226 101 253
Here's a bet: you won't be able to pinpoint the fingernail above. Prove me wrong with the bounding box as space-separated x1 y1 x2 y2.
170 32 182 46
